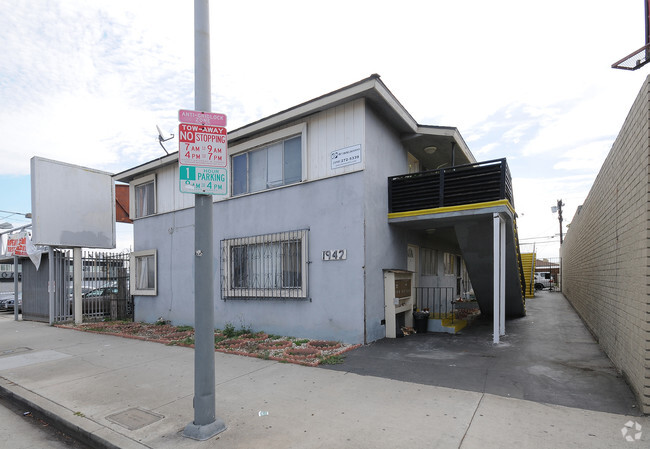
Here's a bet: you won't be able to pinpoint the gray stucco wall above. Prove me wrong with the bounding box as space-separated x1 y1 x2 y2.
362 107 410 342
134 171 367 344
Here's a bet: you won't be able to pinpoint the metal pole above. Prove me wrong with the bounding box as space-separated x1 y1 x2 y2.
48 247 54 325
183 0 226 440
492 213 501 344
74 248 82 324
499 217 506 337
557 199 564 244
13 255 19 321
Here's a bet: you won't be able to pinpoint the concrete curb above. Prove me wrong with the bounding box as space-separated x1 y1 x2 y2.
0 377 146 449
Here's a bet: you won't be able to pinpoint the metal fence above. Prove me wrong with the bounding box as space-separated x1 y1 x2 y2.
23 250 132 323
415 287 455 320
535 257 561 292
79 250 132 321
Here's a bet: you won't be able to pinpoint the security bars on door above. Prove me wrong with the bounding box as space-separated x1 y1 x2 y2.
221 229 309 300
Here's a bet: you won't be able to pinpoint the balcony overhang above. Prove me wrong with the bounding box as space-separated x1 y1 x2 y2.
388 199 515 230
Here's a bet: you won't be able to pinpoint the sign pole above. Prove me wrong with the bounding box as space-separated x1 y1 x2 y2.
13 254 18 321
183 0 226 440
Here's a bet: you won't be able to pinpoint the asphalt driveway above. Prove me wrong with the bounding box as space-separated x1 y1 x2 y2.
321 290 640 416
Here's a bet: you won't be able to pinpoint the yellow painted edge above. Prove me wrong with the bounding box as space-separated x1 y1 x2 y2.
388 199 515 219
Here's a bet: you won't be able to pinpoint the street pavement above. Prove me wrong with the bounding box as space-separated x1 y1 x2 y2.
0 394 91 449
0 291 648 448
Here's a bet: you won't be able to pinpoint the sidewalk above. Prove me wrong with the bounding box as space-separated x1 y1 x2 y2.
0 313 647 448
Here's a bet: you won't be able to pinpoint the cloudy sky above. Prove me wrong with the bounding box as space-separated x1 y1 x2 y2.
0 0 648 257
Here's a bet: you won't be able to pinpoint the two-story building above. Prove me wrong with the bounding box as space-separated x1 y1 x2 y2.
115 75 525 344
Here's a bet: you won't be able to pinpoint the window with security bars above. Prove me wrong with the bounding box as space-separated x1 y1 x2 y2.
221 229 308 300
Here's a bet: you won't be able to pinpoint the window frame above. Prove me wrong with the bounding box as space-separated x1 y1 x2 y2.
130 249 157 296
221 229 309 300
443 252 456 276
420 248 437 276
129 173 157 219
230 123 306 197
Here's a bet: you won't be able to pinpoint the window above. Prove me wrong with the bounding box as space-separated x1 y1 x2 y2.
130 249 157 296
232 135 302 195
421 248 437 276
443 253 456 275
221 230 308 300
131 174 156 218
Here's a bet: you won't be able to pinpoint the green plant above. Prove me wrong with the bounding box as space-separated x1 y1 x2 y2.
293 339 310 346
319 354 345 365
176 325 194 332
222 322 237 338
237 315 252 335
173 336 194 346
214 335 227 344
267 334 283 340
258 350 271 360
73 411 85 417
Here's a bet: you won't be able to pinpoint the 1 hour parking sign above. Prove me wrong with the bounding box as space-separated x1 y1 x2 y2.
179 165 228 195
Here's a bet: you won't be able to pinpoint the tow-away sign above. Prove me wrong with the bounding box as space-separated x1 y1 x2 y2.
178 123 227 167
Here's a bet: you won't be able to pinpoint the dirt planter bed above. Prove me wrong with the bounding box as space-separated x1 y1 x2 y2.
55 321 360 366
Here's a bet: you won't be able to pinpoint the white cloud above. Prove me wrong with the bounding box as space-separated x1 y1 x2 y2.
0 0 648 258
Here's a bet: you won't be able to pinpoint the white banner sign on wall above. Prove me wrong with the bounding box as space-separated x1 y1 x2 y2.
331 144 361 170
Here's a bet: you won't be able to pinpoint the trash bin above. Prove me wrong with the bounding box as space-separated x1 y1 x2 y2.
413 311 429 334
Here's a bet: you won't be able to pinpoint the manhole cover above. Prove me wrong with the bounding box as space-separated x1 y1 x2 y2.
0 347 32 357
106 408 164 430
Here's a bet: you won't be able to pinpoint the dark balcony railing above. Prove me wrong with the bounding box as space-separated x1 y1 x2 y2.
388 158 514 214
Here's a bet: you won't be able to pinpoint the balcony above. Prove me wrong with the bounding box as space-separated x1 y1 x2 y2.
388 158 513 214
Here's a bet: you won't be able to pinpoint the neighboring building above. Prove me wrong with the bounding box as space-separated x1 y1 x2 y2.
562 75 650 414
115 75 525 345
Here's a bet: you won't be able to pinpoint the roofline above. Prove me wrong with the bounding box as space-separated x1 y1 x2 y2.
228 74 418 142
415 125 476 163
114 75 471 181
114 152 178 183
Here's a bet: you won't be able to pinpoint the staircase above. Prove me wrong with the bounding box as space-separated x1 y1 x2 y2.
454 214 526 317
520 251 536 299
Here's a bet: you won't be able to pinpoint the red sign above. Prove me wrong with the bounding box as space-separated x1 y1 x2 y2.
7 232 28 257
178 123 228 167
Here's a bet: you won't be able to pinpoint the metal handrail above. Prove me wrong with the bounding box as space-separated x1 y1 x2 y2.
388 158 514 214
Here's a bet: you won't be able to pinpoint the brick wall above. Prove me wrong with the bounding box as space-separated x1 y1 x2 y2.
562 75 650 414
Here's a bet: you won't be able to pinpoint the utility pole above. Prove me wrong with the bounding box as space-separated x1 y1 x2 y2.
556 199 564 244
182 0 226 440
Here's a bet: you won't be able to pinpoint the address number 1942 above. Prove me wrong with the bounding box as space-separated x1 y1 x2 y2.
322 249 347 261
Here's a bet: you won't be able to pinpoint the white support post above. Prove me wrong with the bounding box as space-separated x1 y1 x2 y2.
74 247 82 324
493 213 505 344
499 216 506 337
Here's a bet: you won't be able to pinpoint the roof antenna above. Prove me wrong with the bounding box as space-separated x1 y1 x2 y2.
156 125 174 155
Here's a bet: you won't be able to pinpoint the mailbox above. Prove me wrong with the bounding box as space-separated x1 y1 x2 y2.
383 270 415 338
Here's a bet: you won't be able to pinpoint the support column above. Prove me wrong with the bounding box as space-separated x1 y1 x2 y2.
499 217 506 337
493 213 506 344
74 247 82 324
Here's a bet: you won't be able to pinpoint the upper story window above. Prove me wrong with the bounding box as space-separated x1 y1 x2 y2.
131 174 156 219
232 135 302 196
